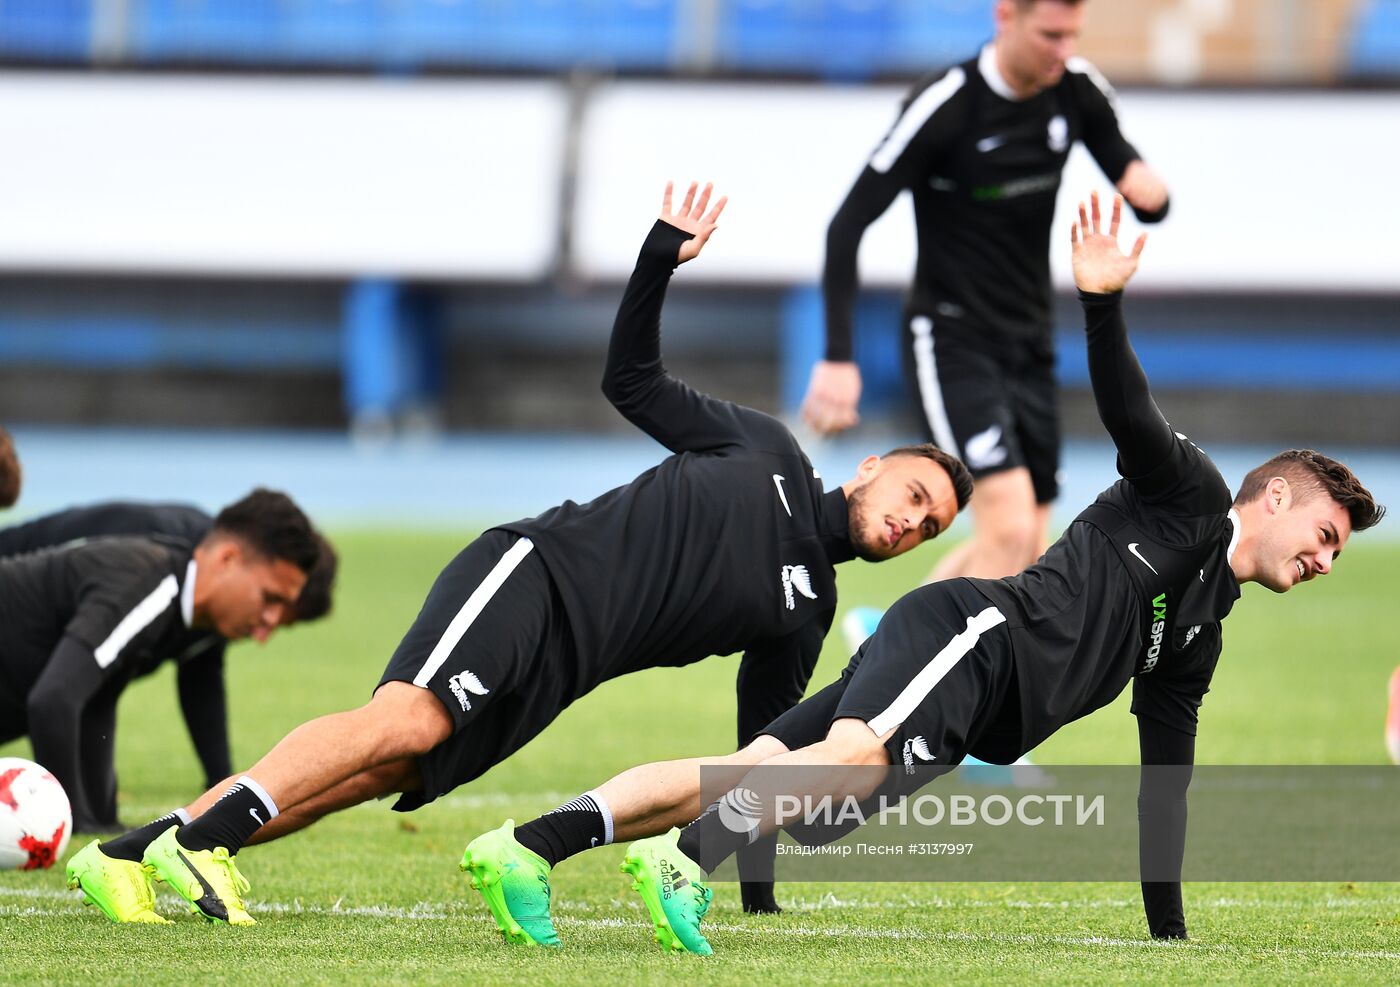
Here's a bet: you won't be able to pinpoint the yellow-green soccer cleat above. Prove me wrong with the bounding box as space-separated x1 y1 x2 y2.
65 840 171 924
141 826 255 926
460 820 561 947
620 829 714 956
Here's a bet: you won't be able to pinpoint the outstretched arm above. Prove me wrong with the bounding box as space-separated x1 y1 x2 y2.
1070 192 1175 480
602 182 784 454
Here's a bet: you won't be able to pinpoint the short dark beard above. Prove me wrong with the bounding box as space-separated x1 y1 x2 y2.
845 483 885 562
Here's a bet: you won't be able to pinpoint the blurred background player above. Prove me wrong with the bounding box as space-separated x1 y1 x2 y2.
0 489 322 833
0 499 337 796
802 0 1170 779
804 0 1169 595
0 426 19 509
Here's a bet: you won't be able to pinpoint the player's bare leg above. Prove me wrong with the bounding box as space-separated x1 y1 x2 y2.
121 684 450 924
234 683 450 810
245 759 422 844
929 467 1040 580
590 735 790 840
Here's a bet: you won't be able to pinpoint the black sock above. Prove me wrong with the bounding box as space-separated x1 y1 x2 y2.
738 833 782 913
177 776 279 854
741 881 783 914
100 809 192 863
514 791 613 868
676 790 760 875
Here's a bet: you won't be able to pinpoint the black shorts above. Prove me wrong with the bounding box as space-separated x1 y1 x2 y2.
904 311 1060 504
378 529 578 810
761 579 1021 772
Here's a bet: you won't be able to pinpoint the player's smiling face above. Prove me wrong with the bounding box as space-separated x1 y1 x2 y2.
845 454 959 561
998 0 1084 93
1247 488 1352 594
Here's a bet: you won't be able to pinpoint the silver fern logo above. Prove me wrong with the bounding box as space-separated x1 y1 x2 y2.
902 735 936 774
781 564 818 610
717 788 765 835
447 670 490 712
964 425 1008 470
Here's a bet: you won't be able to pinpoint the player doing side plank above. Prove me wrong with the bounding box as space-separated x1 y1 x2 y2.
67 182 974 928
467 193 1384 954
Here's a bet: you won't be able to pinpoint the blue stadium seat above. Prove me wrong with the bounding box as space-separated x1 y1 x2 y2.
1348 0 1400 76
887 0 990 73
720 0 894 79
385 0 577 69
0 0 93 61
280 0 381 65
131 0 281 63
576 0 678 71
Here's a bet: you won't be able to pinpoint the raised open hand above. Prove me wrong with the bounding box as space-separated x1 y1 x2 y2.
1070 191 1148 294
660 181 728 264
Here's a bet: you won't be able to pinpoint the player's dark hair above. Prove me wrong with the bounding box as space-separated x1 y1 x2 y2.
207 488 321 572
882 443 975 512
0 426 19 508
1233 450 1386 533
1012 0 1086 9
292 531 339 622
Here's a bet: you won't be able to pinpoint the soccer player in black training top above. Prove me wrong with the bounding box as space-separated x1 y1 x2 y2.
0 500 337 827
474 193 1383 954
0 491 322 835
68 182 973 927
804 0 1169 584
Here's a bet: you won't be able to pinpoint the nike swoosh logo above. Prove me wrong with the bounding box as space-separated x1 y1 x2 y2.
976 135 1007 153
773 474 792 517
1127 542 1159 574
249 808 264 826
175 846 230 922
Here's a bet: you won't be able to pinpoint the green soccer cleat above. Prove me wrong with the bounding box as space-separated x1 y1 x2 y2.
620 829 714 956
141 826 255 926
65 840 171 925
460 820 561 947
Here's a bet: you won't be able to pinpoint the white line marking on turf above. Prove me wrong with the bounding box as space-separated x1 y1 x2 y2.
8 886 1400 961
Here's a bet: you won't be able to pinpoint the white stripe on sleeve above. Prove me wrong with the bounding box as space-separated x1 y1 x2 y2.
93 574 179 669
870 67 965 174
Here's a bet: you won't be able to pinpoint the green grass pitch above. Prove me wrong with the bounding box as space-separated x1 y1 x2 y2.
4 528 1399 983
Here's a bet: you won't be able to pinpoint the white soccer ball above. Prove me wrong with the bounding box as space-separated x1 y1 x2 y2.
0 757 72 871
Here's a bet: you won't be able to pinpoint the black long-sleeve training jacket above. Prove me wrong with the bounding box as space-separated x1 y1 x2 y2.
497 220 859 744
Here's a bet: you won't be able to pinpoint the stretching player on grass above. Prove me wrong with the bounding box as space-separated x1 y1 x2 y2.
67 181 973 927
0 499 337 819
465 192 1384 953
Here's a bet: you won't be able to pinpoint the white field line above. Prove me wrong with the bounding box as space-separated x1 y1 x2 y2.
4 885 1400 961
5 884 1400 914
120 791 574 819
